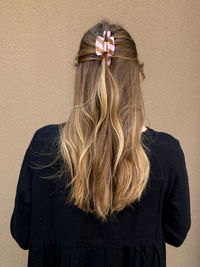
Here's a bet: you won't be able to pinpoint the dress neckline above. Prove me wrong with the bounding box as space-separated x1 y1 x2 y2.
142 126 151 134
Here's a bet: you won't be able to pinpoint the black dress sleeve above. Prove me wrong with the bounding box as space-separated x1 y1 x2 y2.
10 131 37 250
162 140 191 247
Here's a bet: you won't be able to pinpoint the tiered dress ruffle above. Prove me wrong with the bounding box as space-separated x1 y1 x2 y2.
28 238 166 267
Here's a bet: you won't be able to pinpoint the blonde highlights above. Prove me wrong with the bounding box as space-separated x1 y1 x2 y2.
31 20 152 223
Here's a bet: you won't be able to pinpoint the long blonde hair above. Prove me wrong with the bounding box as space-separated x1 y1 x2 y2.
31 19 152 223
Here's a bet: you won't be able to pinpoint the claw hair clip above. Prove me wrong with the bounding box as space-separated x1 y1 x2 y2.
95 30 115 66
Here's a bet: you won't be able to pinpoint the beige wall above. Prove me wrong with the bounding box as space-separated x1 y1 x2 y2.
1 1 199 266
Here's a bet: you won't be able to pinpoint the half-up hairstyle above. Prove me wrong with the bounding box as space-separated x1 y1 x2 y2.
31 19 152 223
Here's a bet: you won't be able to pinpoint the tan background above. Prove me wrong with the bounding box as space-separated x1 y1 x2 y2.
0 0 199 266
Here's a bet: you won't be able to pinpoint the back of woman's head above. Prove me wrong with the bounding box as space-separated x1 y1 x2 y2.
37 19 151 223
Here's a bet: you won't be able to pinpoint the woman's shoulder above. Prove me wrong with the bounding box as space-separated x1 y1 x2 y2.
147 126 182 153
33 122 64 139
29 123 65 155
144 127 185 177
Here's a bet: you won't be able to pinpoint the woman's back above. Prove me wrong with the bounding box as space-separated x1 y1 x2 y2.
10 123 191 267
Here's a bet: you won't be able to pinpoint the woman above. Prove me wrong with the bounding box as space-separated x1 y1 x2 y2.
10 19 191 267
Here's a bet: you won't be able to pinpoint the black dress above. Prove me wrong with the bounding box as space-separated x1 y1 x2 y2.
10 123 191 267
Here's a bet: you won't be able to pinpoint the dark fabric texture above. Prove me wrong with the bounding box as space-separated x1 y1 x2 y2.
10 123 191 267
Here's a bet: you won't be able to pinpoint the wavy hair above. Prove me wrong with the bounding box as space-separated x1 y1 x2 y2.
31 19 152 223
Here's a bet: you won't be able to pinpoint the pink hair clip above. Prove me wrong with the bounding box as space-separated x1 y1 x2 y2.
95 30 115 66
